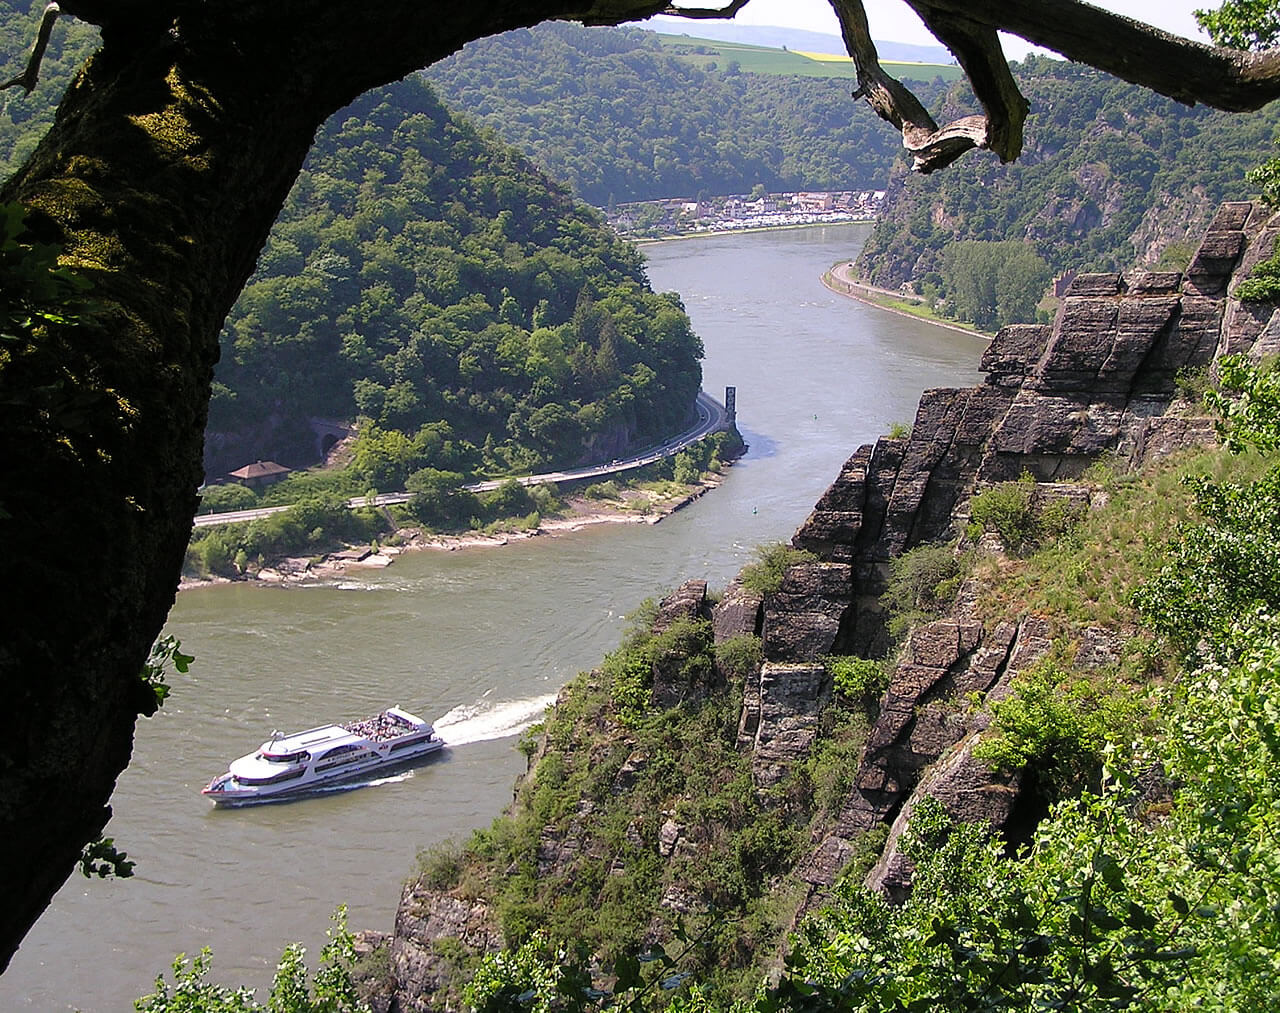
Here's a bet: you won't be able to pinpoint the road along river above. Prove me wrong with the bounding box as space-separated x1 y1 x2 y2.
0 223 988 1011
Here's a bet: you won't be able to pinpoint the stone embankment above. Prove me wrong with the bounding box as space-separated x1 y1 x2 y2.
365 202 1279 1009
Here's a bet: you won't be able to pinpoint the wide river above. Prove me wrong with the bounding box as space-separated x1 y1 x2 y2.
1 224 987 1011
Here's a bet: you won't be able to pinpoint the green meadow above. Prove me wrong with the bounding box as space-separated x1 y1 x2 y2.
655 33 963 82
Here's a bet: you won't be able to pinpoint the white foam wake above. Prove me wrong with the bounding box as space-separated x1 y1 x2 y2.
435 694 556 746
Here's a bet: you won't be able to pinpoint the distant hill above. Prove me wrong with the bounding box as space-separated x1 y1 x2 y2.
655 33 963 83
426 21 946 205
639 14 953 63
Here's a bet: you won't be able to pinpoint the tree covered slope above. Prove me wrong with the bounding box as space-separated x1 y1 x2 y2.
212 76 703 475
425 22 946 205
859 55 1280 292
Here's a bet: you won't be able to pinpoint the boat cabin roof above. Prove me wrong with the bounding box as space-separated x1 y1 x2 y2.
263 724 357 754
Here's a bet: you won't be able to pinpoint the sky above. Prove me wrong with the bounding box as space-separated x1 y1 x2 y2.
662 0 1213 60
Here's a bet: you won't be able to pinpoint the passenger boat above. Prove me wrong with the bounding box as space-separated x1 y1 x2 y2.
202 706 444 806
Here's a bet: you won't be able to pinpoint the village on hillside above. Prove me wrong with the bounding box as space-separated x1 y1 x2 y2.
604 189 884 239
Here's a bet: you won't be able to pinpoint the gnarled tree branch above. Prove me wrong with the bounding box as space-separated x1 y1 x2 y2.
830 0 997 172
2 3 62 94
829 0 1280 172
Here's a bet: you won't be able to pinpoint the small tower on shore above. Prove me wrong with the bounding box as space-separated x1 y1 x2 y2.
725 386 736 426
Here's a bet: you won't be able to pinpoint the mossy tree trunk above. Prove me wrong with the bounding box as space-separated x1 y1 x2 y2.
0 0 671 972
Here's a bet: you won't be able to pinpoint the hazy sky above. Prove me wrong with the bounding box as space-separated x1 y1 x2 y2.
666 0 1213 59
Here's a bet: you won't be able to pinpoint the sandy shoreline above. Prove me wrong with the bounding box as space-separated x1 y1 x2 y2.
178 476 722 593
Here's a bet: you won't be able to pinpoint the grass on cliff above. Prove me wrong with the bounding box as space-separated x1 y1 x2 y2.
974 447 1268 637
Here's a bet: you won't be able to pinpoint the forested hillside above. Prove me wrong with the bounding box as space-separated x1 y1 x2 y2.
211 76 702 476
859 55 1280 293
425 22 947 205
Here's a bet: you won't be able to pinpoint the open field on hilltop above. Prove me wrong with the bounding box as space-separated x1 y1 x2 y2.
656 33 963 82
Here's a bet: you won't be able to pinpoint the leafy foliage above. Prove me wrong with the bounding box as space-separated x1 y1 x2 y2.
824 656 887 704
939 239 1050 330
738 543 817 596
968 474 1085 554
184 500 390 579
139 634 194 712
79 836 135 880
214 75 702 473
714 634 762 681
1235 237 1280 300
135 909 368 1012
1205 352 1280 453
880 542 966 640
1196 0 1280 50
974 658 1144 797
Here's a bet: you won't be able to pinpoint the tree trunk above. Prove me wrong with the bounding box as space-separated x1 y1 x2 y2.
0 0 669 972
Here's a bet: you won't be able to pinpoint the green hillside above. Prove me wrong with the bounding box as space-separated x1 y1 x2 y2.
858 54 1280 303
212 75 702 477
426 22 948 205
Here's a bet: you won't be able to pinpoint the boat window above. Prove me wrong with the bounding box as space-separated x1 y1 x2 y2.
315 747 369 770
236 767 307 786
259 750 308 764
315 743 360 761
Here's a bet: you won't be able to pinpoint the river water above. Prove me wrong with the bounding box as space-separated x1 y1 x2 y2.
0 224 987 1011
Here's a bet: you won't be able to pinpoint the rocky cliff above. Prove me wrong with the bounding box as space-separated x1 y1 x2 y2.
364 202 1280 1010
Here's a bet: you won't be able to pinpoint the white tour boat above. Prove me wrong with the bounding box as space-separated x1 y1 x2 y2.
203 706 444 805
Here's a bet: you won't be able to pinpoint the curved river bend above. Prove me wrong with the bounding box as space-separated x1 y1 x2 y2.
1 224 987 1011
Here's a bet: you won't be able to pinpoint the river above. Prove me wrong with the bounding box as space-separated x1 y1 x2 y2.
0 223 987 1011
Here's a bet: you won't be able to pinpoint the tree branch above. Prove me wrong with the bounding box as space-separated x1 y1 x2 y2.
660 0 752 18
904 1 1028 162
2 3 61 95
830 0 994 172
829 0 1280 172
919 0 1280 113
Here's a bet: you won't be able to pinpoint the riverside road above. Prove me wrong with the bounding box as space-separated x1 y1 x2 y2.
193 389 730 528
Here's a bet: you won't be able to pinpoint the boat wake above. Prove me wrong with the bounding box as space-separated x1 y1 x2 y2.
435 693 556 746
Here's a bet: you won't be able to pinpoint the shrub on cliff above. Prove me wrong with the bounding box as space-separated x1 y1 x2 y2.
967 473 1038 550
739 543 817 596
825 656 888 705
881 542 967 640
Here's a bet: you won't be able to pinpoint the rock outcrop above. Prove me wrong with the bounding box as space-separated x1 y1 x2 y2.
792 201 1263 660
767 202 1273 906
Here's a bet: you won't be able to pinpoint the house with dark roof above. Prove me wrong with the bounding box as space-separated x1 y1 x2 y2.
227 460 291 490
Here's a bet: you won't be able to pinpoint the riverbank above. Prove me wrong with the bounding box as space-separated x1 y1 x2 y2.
632 217 876 245
822 260 993 340
177 475 724 592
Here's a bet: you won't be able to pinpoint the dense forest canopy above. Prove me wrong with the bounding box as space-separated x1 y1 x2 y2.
426 21 950 205
212 75 701 476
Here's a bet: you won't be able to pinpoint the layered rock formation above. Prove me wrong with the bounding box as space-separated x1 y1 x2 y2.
788 201 1264 661
772 201 1275 907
